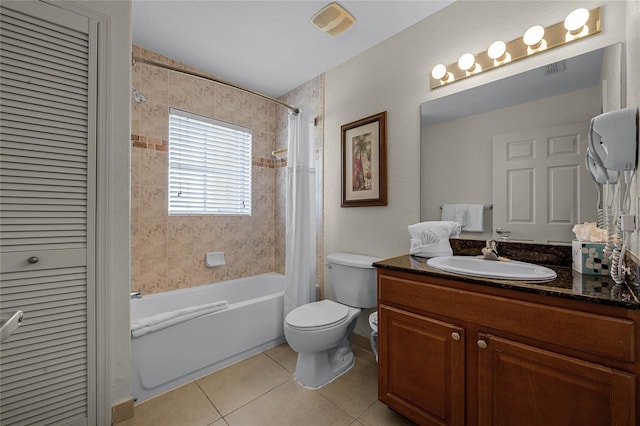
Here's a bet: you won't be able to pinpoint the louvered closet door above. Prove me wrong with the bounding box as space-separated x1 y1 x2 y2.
0 2 96 425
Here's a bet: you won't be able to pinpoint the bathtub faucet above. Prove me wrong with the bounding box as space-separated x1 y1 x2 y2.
130 290 142 299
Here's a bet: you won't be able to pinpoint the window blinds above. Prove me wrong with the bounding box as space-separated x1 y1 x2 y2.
168 108 252 215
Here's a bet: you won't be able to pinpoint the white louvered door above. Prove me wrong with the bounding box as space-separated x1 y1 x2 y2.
0 2 96 425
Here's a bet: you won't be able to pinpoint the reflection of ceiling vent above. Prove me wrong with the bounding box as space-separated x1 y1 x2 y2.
311 2 355 36
545 60 567 75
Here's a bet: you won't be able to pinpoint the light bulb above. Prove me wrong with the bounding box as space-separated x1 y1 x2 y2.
431 64 447 80
564 8 589 32
457 53 475 71
523 25 545 47
487 41 507 60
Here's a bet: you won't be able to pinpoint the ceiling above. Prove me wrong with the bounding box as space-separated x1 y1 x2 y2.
132 1 452 98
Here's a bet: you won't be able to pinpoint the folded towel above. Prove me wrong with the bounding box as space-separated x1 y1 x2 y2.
131 300 229 338
441 204 485 232
408 221 461 257
441 204 467 224
464 204 484 232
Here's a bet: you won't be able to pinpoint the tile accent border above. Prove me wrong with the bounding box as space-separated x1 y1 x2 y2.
132 134 286 168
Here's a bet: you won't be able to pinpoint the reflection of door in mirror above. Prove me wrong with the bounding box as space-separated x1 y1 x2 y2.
492 122 590 244
420 44 622 244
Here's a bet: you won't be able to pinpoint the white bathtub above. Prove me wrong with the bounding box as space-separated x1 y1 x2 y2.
131 273 285 402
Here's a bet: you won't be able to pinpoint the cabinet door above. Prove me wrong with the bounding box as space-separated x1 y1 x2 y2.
379 305 465 426
477 333 636 426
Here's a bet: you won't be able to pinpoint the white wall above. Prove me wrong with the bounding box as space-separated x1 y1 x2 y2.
324 1 627 335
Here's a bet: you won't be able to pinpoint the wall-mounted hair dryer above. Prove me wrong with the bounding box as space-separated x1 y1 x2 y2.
587 106 638 285
588 107 637 180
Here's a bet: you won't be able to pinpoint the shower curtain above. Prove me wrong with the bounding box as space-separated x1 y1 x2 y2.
284 107 316 317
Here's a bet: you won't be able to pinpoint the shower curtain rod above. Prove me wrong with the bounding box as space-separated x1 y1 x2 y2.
132 56 300 115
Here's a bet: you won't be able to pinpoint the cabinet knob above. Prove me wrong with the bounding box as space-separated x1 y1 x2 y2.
451 332 461 341
27 256 39 264
477 339 487 349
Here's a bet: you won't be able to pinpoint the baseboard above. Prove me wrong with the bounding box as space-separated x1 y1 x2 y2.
111 397 134 424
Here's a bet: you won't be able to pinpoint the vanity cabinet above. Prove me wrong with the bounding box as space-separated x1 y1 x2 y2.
377 268 640 426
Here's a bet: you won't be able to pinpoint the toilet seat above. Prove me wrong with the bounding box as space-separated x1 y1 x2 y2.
285 300 349 331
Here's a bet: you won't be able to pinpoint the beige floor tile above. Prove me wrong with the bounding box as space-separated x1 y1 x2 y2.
318 355 378 418
116 382 221 426
196 353 291 416
358 401 417 426
208 418 228 426
264 342 298 372
350 421 366 426
226 380 354 426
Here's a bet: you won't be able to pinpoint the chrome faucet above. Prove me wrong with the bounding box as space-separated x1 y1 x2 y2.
130 290 142 299
482 240 500 261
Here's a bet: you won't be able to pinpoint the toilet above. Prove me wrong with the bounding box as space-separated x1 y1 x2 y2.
284 252 381 389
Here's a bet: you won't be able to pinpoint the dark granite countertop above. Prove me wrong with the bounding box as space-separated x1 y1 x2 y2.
374 250 640 310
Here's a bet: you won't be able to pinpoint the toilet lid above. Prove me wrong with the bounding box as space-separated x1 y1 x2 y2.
285 300 349 329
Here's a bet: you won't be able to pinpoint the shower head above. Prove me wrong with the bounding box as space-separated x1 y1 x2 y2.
132 88 146 104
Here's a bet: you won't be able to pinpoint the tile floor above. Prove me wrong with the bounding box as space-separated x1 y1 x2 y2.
116 343 416 426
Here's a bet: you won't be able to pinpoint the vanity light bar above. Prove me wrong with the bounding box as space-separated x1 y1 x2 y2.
430 7 601 89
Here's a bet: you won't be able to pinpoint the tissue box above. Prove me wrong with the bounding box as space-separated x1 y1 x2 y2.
571 241 609 275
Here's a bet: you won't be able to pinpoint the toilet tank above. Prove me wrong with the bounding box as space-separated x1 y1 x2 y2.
327 253 382 308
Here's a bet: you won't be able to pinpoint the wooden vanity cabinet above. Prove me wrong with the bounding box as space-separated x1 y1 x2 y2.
377 269 640 426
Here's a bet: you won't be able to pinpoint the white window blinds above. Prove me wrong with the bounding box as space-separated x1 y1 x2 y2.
168 108 252 215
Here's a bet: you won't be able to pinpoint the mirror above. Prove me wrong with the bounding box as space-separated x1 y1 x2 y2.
420 43 623 244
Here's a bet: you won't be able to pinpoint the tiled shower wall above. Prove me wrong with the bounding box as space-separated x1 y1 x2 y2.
131 46 324 295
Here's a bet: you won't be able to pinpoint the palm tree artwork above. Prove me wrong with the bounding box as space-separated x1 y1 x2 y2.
351 132 373 191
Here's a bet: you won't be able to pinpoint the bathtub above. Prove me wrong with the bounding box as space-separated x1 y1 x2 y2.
130 273 285 402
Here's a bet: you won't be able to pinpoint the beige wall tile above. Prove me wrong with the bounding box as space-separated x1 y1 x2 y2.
140 63 168 105
167 222 194 258
131 46 323 294
168 70 195 111
139 185 167 222
140 149 167 187
140 102 168 141
136 222 167 260
193 79 217 117
139 257 168 294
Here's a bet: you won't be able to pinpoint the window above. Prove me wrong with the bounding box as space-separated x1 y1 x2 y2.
168 108 252 215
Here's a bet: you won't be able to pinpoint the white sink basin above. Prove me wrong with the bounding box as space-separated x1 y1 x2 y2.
426 256 557 281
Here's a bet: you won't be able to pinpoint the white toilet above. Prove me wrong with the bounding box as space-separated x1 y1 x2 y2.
284 252 380 389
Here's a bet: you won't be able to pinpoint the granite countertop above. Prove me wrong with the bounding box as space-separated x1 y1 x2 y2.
374 244 640 310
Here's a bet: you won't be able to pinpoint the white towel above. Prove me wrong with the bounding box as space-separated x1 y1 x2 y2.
408 221 461 257
464 204 484 232
441 204 484 232
131 300 229 338
441 204 467 224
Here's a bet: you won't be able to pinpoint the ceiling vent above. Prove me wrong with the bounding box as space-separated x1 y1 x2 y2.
311 2 355 36
545 60 567 75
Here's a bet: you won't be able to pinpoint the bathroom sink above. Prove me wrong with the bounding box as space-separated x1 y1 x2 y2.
426 256 557 281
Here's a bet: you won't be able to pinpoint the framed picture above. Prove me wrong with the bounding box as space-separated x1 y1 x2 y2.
341 111 387 207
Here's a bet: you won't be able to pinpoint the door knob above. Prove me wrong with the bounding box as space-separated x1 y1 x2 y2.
27 256 39 264
477 339 488 349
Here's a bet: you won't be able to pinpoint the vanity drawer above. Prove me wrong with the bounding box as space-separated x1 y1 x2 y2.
379 273 636 364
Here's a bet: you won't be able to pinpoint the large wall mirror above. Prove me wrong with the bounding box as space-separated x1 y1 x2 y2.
420 43 623 244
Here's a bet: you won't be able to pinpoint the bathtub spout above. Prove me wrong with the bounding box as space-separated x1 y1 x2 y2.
130 290 142 299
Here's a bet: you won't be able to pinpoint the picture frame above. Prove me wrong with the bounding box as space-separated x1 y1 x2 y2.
341 111 387 207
